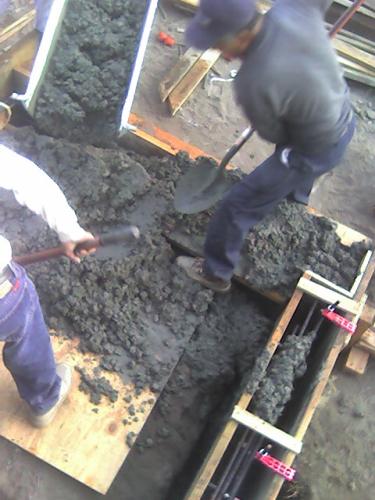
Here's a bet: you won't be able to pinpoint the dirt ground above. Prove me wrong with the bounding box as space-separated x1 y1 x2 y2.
0 2 375 500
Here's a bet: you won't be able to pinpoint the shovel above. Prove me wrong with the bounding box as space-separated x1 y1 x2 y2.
14 225 140 266
174 126 254 214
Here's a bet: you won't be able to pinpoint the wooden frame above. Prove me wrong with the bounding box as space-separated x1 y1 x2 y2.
184 251 374 500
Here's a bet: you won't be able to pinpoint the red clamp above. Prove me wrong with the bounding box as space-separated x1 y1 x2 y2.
321 302 356 334
255 450 296 482
158 31 176 47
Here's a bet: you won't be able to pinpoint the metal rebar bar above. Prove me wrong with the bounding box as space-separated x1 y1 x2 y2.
296 301 318 337
210 427 250 500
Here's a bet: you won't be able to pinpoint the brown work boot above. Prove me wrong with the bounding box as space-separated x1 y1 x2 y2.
29 363 73 428
177 256 231 293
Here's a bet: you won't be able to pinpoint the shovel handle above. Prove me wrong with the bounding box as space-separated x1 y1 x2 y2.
14 225 140 266
218 127 255 174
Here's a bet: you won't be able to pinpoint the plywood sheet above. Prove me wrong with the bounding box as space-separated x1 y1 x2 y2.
0 335 155 494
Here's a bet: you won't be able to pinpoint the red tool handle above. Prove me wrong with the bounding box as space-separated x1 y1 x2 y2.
14 225 140 266
329 0 366 38
256 451 296 482
321 308 357 334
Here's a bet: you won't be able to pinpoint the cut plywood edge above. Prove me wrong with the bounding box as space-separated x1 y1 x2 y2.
0 335 155 494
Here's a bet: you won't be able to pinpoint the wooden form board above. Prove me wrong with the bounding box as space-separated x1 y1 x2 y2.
186 250 375 499
184 285 305 500
0 335 156 494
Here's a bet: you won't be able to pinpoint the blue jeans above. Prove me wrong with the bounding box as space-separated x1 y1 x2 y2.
0 263 60 413
204 115 356 281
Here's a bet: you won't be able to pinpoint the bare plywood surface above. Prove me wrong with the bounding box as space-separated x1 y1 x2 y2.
344 345 370 374
0 335 155 494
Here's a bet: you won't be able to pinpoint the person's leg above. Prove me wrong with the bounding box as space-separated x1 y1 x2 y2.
203 149 301 281
0 264 61 414
35 0 54 33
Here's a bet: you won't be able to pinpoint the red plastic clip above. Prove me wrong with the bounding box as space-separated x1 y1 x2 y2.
321 303 356 334
256 450 296 482
158 31 176 47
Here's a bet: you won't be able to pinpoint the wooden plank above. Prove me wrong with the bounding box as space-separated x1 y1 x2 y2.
357 327 375 356
231 407 303 454
343 67 375 87
0 30 37 99
184 284 305 500
334 38 375 72
160 48 203 102
0 9 35 48
338 55 375 76
344 346 370 374
167 48 221 116
0 335 156 494
297 277 362 315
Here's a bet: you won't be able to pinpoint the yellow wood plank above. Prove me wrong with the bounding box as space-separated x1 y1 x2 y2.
344 346 370 374
0 9 35 46
167 48 220 116
0 335 156 494
357 327 375 356
334 38 375 72
160 48 203 102
231 407 303 454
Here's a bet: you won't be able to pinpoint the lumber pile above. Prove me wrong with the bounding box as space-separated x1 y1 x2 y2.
345 314 375 375
171 0 375 88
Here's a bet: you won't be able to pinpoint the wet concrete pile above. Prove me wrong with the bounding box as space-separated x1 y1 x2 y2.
250 332 317 425
34 0 148 145
0 126 369 499
174 191 369 295
0 127 276 498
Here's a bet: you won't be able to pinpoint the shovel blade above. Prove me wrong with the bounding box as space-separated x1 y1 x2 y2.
174 159 232 214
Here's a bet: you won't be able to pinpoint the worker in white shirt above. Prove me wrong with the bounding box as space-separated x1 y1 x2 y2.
0 102 95 427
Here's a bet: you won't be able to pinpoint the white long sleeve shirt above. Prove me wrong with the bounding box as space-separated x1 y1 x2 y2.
0 144 87 272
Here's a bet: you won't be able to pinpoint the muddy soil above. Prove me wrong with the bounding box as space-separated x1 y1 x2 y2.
34 0 148 145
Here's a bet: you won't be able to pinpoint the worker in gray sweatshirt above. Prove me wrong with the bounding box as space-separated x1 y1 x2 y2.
178 0 354 293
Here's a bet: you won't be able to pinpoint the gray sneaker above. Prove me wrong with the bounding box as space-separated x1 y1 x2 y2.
177 256 231 293
30 363 73 428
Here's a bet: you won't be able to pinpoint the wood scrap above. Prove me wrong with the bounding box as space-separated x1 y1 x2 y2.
0 9 35 49
333 38 375 72
167 48 221 115
357 326 375 356
344 346 370 375
159 47 203 102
